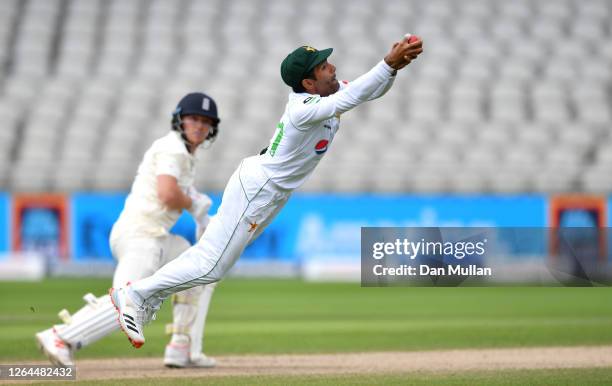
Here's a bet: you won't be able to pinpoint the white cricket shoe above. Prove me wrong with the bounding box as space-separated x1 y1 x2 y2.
109 287 146 348
164 343 217 368
35 328 74 366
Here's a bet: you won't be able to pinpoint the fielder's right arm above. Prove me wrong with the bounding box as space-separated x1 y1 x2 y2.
288 38 422 126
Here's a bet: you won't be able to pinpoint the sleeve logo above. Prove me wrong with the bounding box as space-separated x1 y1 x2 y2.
303 96 321 104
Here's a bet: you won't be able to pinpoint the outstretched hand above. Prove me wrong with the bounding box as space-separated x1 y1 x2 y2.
384 35 423 70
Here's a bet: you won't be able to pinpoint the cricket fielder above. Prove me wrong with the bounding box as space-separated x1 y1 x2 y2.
110 36 424 347
36 93 221 368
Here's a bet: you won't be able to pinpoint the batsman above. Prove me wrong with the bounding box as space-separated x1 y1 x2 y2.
36 92 222 368
110 35 424 347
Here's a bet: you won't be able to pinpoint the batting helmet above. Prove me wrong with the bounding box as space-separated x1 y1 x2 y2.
171 92 221 143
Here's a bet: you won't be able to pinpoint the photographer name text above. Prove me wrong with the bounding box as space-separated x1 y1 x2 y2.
373 264 492 276
371 238 492 277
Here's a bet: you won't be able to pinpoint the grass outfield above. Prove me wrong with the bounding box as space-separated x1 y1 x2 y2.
1 278 612 361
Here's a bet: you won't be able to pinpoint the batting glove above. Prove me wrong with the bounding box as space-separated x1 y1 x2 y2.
187 186 212 226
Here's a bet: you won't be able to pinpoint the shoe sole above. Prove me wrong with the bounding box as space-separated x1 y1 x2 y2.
35 334 70 367
164 361 216 369
109 288 144 349
164 362 185 369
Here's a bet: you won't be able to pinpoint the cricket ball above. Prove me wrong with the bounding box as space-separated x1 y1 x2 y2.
404 33 420 43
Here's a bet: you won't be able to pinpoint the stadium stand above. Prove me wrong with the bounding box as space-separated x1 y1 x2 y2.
0 0 610 193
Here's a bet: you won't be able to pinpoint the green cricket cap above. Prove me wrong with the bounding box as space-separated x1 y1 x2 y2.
280 46 333 89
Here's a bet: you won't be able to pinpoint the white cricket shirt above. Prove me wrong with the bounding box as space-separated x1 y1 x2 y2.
111 131 197 238
259 60 396 190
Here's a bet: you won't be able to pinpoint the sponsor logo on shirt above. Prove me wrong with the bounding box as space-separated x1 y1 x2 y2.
315 139 329 154
269 122 284 156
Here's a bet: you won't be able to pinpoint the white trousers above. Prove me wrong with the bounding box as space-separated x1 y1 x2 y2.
112 233 191 288
129 156 290 309
56 233 192 349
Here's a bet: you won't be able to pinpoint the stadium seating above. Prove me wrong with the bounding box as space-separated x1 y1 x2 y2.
0 0 610 193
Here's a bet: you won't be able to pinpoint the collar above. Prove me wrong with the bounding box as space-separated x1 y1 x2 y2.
168 131 200 159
